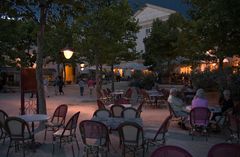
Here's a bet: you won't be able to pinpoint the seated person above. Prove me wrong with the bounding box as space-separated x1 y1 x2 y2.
168 88 188 118
191 88 208 109
212 89 234 121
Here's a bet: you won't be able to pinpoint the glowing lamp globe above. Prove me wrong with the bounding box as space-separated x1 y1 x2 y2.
63 49 74 59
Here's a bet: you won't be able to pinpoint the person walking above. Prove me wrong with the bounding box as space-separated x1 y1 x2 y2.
43 78 50 97
78 78 85 96
87 78 95 96
53 76 59 95
57 76 64 95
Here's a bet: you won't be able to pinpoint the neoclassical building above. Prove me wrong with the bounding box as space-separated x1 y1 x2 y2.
134 4 176 53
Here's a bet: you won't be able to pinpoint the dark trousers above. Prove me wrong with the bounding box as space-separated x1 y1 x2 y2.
80 87 84 96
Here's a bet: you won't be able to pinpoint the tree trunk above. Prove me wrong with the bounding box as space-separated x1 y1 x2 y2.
95 53 101 99
218 57 224 72
111 64 115 91
36 1 47 114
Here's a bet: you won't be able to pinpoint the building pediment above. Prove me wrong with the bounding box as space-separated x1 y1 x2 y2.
134 3 176 26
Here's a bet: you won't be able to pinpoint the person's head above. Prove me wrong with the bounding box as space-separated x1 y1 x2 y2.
195 88 205 99
169 88 178 96
223 90 231 100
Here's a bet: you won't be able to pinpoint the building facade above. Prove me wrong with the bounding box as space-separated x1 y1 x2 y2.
134 4 176 53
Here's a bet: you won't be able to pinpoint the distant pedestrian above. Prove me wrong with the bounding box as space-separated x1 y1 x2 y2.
57 76 64 95
78 78 85 96
53 76 59 95
87 78 95 96
43 78 49 97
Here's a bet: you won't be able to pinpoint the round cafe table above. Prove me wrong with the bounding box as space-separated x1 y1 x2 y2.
18 114 49 151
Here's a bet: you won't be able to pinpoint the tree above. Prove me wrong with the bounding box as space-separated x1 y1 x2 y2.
185 0 240 71
73 0 139 93
143 13 186 74
1 1 83 114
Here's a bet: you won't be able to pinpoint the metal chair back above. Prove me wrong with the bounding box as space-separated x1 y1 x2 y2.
151 145 193 157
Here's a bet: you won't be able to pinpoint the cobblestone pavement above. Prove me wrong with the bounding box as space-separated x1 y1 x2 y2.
0 82 230 157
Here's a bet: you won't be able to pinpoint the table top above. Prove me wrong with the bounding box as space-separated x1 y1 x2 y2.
185 105 221 113
18 114 49 122
108 104 132 108
111 91 124 95
92 117 142 130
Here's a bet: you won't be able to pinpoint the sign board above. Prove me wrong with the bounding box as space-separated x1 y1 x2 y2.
20 68 38 115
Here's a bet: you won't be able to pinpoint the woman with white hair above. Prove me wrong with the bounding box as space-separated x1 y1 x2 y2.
168 88 188 118
191 88 208 109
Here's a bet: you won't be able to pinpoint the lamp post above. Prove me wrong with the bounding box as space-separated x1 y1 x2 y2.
62 48 74 59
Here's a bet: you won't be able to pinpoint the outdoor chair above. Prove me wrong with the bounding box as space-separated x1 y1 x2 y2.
79 120 110 157
0 109 8 143
167 102 187 128
141 89 155 108
145 115 172 151
44 104 68 140
93 109 111 119
5 117 34 157
97 100 106 110
118 122 145 157
226 114 240 143
97 90 108 104
123 88 133 101
135 87 143 102
114 98 130 105
150 145 193 157
122 107 139 118
103 89 112 102
136 101 144 117
110 104 125 118
52 111 80 155
190 107 211 141
207 143 240 157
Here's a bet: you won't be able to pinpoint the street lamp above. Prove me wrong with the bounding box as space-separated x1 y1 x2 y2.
62 48 74 59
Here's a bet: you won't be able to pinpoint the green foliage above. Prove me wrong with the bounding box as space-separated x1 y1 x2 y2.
191 69 240 100
185 0 240 69
143 13 187 69
73 0 139 65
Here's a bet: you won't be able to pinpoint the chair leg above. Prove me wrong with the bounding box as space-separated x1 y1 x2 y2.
71 144 75 157
6 140 12 157
75 136 80 150
44 127 47 140
52 136 55 154
23 140 25 157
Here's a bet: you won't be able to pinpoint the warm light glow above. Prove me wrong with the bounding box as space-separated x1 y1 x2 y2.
223 58 229 63
32 63 36 69
114 68 123 77
80 63 85 68
180 66 192 74
63 49 73 59
65 65 73 82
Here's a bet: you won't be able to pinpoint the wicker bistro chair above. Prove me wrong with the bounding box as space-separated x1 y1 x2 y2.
93 109 111 119
145 115 172 151
208 143 240 157
52 111 80 155
79 120 110 157
167 102 187 129
5 117 34 157
110 104 125 118
0 109 8 143
190 107 211 141
227 114 240 143
123 88 133 101
118 122 145 157
114 98 130 105
97 100 107 110
150 145 193 157
136 101 144 117
44 104 68 140
122 107 139 119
